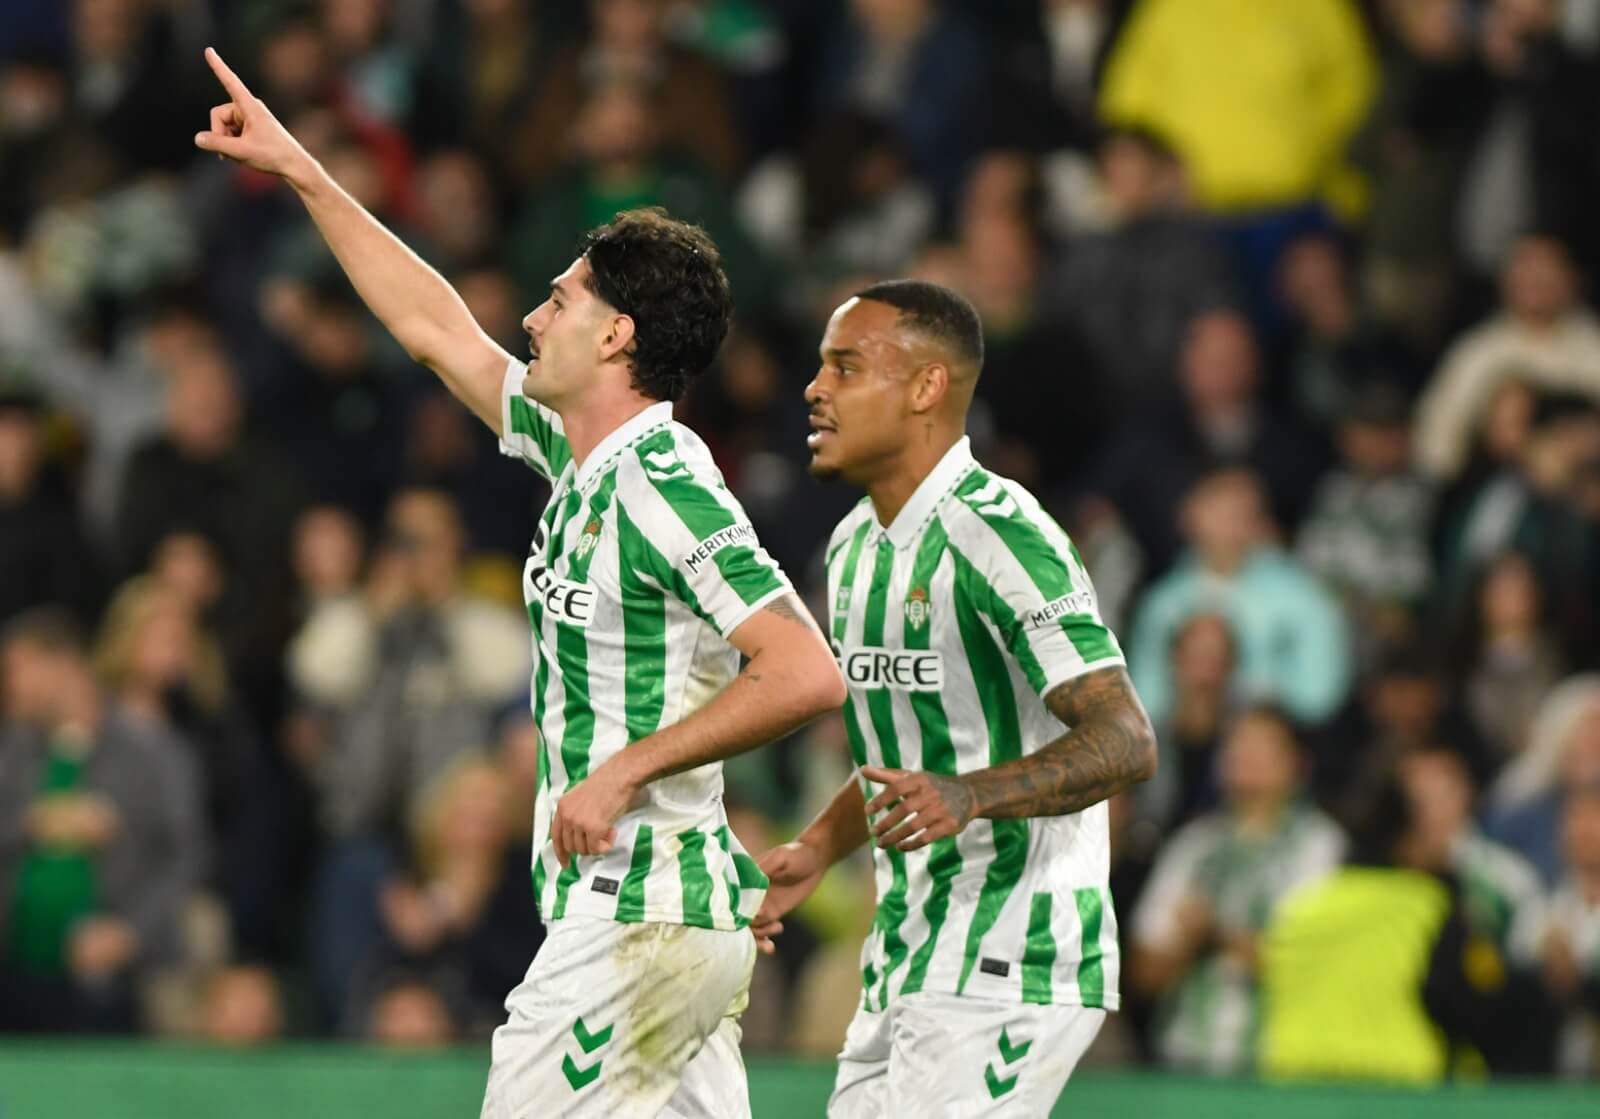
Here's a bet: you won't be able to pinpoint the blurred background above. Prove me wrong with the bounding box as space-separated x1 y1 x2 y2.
1 0 1599 1112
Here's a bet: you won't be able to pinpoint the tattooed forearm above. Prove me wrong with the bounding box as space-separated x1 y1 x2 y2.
961 666 1156 819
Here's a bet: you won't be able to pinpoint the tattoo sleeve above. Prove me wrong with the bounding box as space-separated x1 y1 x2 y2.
961 666 1157 820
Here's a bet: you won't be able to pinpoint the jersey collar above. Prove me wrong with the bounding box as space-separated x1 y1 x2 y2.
875 436 977 549
572 400 676 488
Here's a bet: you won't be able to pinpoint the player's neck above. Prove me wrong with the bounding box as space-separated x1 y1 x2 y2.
866 428 963 531
558 385 664 475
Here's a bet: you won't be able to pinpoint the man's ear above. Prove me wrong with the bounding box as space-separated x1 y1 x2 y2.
909 362 950 415
599 313 636 363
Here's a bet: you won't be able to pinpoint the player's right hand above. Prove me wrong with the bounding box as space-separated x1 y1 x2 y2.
751 840 826 956
193 47 310 180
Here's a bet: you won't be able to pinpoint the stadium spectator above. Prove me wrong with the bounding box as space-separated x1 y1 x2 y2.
1433 391 1600 660
93 578 282 956
1127 468 1351 726
507 74 771 319
365 973 459 1048
982 0 1125 155
958 209 1105 496
1455 0 1600 291
510 0 741 187
1454 551 1567 765
1095 312 1327 569
0 369 100 629
736 109 934 292
1274 232 1422 431
1529 790 1600 1077
200 964 288 1047
1297 379 1434 662
361 755 542 1037
1130 706 1345 1073
1348 0 1486 348
407 0 550 162
1098 0 1375 317
289 488 528 842
1261 769 1559 1080
1139 614 1241 832
1414 236 1600 481
1397 747 1545 952
1048 128 1238 419
1488 675 1600 884
0 608 205 1033
814 0 985 207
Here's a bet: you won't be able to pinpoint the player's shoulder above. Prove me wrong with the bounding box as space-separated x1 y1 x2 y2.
940 464 1068 555
620 421 728 495
825 498 876 564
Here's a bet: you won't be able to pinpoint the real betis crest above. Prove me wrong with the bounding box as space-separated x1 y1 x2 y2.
904 586 930 631
574 518 602 560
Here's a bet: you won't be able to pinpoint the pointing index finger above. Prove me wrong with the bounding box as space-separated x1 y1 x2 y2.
859 765 903 787
205 47 253 103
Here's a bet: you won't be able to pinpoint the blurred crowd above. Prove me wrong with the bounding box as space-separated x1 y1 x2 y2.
2 0 1600 1082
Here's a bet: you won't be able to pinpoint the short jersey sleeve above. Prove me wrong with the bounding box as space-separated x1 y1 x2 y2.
950 478 1125 699
623 430 792 638
498 357 572 481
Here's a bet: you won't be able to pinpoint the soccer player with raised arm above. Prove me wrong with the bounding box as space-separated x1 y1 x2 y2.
754 281 1158 1116
192 48 845 1119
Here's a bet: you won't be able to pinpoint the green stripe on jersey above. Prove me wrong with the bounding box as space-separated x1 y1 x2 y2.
899 520 964 998
957 470 1118 664
832 522 873 769
949 542 1029 993
616 825 655 922
1074 887 1106 1008
677 830 715 929
635 430 783 611
1022 893 1058 1004
862 537 910 1009
508 395 573 476
615 503 667 741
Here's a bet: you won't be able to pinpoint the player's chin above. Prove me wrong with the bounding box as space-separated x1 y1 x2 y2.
806 454 841 480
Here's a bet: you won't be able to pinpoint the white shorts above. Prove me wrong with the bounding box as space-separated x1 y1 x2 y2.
480 916 756 1119
829 992 1105 1118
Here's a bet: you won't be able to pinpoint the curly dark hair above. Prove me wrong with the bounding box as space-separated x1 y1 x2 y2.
577 208 734 402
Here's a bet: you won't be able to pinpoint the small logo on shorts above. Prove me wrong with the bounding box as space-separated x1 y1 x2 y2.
591 877 620 896
904 586 931 631
979 957 1011 978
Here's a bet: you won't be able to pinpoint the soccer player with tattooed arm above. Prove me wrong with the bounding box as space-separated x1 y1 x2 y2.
192 47 845 1119
755 281 1158 1116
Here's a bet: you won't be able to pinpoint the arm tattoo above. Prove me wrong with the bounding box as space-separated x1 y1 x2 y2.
962 666 1156 820
761 593 820 633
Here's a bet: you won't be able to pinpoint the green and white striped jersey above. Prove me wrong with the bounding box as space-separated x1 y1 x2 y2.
826 436 1126 1011
497 360 786 930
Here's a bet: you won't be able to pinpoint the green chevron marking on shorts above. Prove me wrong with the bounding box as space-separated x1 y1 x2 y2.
562 1053 601 1091
562 1016 613 1091
572 1016 613 1053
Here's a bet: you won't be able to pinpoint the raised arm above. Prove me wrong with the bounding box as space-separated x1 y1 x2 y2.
867 665 1157 852
193 48 509 431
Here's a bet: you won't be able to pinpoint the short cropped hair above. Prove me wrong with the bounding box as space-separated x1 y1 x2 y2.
853 279 984 373
0 606 86 657
578 208 734 403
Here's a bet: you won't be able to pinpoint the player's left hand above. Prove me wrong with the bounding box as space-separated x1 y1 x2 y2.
862 765 976 852
551 758 637 867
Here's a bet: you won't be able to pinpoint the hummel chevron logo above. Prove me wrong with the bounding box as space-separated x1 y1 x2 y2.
562 1017 613 1091
997 1026 1031 1064
573 1017 613 1053
984 1027 1031 1100
562 1054 601 1091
